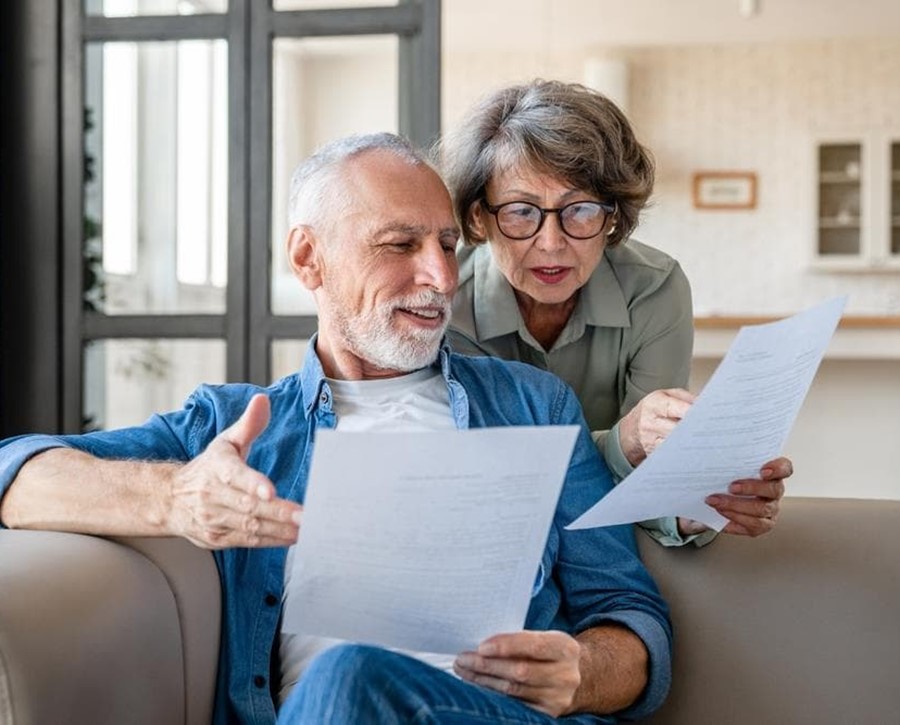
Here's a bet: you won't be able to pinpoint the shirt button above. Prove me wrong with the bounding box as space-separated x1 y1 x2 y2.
319 392 328 404
264 593 278 606
254 675 266 688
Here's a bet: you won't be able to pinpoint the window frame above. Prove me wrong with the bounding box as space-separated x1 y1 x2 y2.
58 0 441 432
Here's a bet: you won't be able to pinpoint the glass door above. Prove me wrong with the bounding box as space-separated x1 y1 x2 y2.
252 0 441 383
62 0 440 431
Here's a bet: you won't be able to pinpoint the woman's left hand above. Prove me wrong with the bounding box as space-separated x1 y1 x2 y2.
679 456 792 537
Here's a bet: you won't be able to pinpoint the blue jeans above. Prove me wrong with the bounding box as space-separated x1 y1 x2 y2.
277 644 613 724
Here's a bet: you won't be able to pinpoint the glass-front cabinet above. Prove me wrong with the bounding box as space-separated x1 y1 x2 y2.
813 132 900 271
892 141 900 257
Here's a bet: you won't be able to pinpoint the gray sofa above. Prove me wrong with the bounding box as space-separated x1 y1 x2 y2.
2 497 899 724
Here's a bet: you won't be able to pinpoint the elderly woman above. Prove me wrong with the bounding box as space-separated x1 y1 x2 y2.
440 79 789 546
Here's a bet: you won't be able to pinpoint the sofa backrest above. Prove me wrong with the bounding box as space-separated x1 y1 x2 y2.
638 496 900 724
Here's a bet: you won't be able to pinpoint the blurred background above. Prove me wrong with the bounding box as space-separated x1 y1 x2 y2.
1 0 898 499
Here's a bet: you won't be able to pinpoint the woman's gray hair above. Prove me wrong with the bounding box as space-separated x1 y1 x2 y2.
435 79 654 247
288 132 431 228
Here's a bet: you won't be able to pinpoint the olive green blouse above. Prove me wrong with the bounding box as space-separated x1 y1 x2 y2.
449 239 712 547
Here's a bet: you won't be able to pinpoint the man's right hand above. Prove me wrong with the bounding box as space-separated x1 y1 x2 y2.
168 393 302 549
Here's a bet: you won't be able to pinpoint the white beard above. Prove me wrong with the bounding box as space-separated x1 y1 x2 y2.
327 290 451 373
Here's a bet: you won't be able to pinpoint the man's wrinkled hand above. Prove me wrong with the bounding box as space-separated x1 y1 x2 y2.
168 394 302 549
453 631 581 717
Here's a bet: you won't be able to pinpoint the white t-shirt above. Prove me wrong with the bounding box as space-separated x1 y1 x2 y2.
278 367 457 705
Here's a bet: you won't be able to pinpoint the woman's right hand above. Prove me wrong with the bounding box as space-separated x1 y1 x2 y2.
618 388 695 467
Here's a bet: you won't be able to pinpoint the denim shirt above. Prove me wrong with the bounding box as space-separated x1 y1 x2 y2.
0 340 672 723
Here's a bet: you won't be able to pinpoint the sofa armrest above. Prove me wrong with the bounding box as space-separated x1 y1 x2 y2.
0 531 220 725
113 536 221 725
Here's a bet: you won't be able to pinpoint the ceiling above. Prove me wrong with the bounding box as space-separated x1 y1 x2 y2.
443 0 900 53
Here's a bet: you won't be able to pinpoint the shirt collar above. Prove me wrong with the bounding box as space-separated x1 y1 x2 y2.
300 333 456 418
580 252 631 328
472 245 528 339
471 245 631 342
300 334 330 418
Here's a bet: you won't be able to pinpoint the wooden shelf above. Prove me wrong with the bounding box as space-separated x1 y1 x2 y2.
819 172 861 183
818 217 861 228
695 315 900 329
694 315 900 360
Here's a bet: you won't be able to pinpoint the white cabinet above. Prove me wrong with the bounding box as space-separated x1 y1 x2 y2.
813 132 900 271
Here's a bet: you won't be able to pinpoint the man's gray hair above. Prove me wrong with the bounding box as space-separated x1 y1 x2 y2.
288 132 431 228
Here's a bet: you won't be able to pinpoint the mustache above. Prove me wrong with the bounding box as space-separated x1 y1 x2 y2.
388 291 453 316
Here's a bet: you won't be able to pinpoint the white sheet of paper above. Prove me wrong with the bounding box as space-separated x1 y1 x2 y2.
567 296 847 531
282 425 579 654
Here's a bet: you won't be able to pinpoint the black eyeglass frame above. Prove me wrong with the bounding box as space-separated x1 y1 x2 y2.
480 198 617 240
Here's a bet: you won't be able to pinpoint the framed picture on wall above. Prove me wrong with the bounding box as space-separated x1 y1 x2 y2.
692 171 757 210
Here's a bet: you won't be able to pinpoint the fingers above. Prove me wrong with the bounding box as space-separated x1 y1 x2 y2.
760 456 794 480
175 464 302 549
706 484 781 538
221 394 271 462
210 482 302 530
676 517 709 537
452 659 573 716
707 494 779 521
662 387 697 405
728 478 785 501
619 389 695 466
203 439 277 500
453 631 581 717
170 420 302 548
192 500 302 548
476 631 576 660
719 510 777 537
653 388 695 418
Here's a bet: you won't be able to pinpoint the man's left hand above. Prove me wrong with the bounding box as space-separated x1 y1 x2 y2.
680 456 792 538
453 630 581 717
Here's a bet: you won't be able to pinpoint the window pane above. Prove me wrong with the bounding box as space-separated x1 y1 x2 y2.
84 40 228 314
85 0 227 16
274 0 396 10
271 339 311 383
816 143 862 256
84 338 226 431
270 35 398 316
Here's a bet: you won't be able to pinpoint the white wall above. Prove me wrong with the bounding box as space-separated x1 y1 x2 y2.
691 355 900 501
627 39 900 316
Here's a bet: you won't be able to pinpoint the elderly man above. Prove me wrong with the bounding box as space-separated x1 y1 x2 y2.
0 133 671 724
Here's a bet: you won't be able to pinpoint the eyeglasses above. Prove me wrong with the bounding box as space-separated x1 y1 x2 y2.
481 199 616 240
